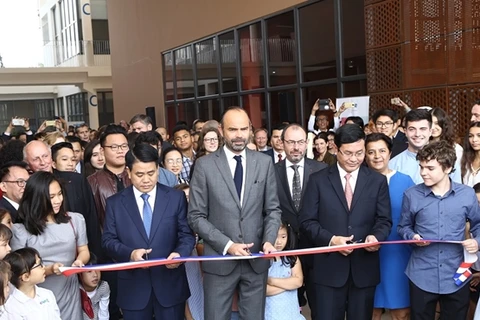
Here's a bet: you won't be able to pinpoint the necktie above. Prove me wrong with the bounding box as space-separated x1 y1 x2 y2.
141 193 153 237
344 173 353 210
291 165 301 211
233 155 243 200
278 154 283 162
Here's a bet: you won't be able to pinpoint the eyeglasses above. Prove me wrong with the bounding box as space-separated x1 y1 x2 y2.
166 159 183 165
2 179 27 187
103 144 129 152
338 149 365 159
283 140 307 146
32 260 44 270
375 121 394 128
204 138 218 143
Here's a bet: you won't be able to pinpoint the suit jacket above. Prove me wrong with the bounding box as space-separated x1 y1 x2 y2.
391 131 408 159
0 197 18 223
102 183 195 310
299 164 392 288
262 148 275 163
274 158 327 233
188 147 282 275
53 170 103 260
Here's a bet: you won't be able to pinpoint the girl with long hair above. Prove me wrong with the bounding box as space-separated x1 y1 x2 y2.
461 122 480 186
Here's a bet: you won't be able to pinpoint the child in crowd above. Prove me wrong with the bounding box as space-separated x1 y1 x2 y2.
3 248 61 319
265 221 305 320
0 210 12 230
78 253 110 320
0 225 11 260
0 260 11 317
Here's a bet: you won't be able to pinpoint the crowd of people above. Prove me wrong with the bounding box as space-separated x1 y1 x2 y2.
0 98 478 319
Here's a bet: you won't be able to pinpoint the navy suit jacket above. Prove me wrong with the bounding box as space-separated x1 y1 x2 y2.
299 164 392 288
102 183 195 309
0 197 18 223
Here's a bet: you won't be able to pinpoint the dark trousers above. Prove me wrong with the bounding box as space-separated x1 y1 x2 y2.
410 281 470 320
314 275 376 320
122 291 185 320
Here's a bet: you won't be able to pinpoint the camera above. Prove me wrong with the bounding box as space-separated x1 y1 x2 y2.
318 99 330 110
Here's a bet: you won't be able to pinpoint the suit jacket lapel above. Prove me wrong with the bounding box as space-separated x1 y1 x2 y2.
122 187 149 243
328 165 350 212
277 161 295 209
149 184 169 240
215 149 241 209
350 166 368 211
242 149 256 208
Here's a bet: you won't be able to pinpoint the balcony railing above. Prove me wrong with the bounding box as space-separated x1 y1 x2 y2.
42 40 111 67
166 38 296 66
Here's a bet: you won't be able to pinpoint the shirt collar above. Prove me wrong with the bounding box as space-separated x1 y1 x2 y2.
11 286 38 303
421 179 457 197
285 157 305 169
132 184 157 199
223 145 247 160
337 163 360 180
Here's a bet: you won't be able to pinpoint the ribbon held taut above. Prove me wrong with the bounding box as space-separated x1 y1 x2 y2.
60 239 476 285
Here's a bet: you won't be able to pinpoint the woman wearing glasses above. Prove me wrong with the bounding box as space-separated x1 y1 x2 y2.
10 171 89 320
196 127 223 159
162 147 187 184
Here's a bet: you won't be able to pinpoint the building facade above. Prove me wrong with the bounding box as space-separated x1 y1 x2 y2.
107 0 480 136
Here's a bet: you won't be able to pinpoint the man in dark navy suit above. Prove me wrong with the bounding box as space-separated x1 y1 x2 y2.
103 143 195 320
300 124 392 320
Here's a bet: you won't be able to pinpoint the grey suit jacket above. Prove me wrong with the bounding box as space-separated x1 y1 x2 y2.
188 147 282 275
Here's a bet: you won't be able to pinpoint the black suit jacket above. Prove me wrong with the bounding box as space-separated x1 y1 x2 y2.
262 149 275 163
391 131 408 159
0 197 18 223
53 170 103 259
299 164 392 288
274 158 327 233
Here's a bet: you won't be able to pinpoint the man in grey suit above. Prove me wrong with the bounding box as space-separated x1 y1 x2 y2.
188 107 282 320
274 124 327 319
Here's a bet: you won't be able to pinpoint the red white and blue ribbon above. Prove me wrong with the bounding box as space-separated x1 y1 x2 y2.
60 239 476 285
453 248 478 286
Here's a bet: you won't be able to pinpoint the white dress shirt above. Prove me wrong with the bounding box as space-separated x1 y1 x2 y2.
133 185 157 220
337 163 359 193
285 158 305 197
223 146 247 205
273 150 286 163
3 286 61 320
222 146 247 255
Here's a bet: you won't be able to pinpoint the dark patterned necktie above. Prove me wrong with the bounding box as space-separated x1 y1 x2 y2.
292 165 301 211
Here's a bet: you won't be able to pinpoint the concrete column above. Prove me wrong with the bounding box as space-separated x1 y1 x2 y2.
87 90 99 129
80 0 94 66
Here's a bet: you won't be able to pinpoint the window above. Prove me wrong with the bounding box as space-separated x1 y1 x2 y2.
220 32 238 93
175 46 195 99
266 11 297 86
196 38 219 96
239 23 264 90
299 0 336 82
162 0 367 132
66 93 88 122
